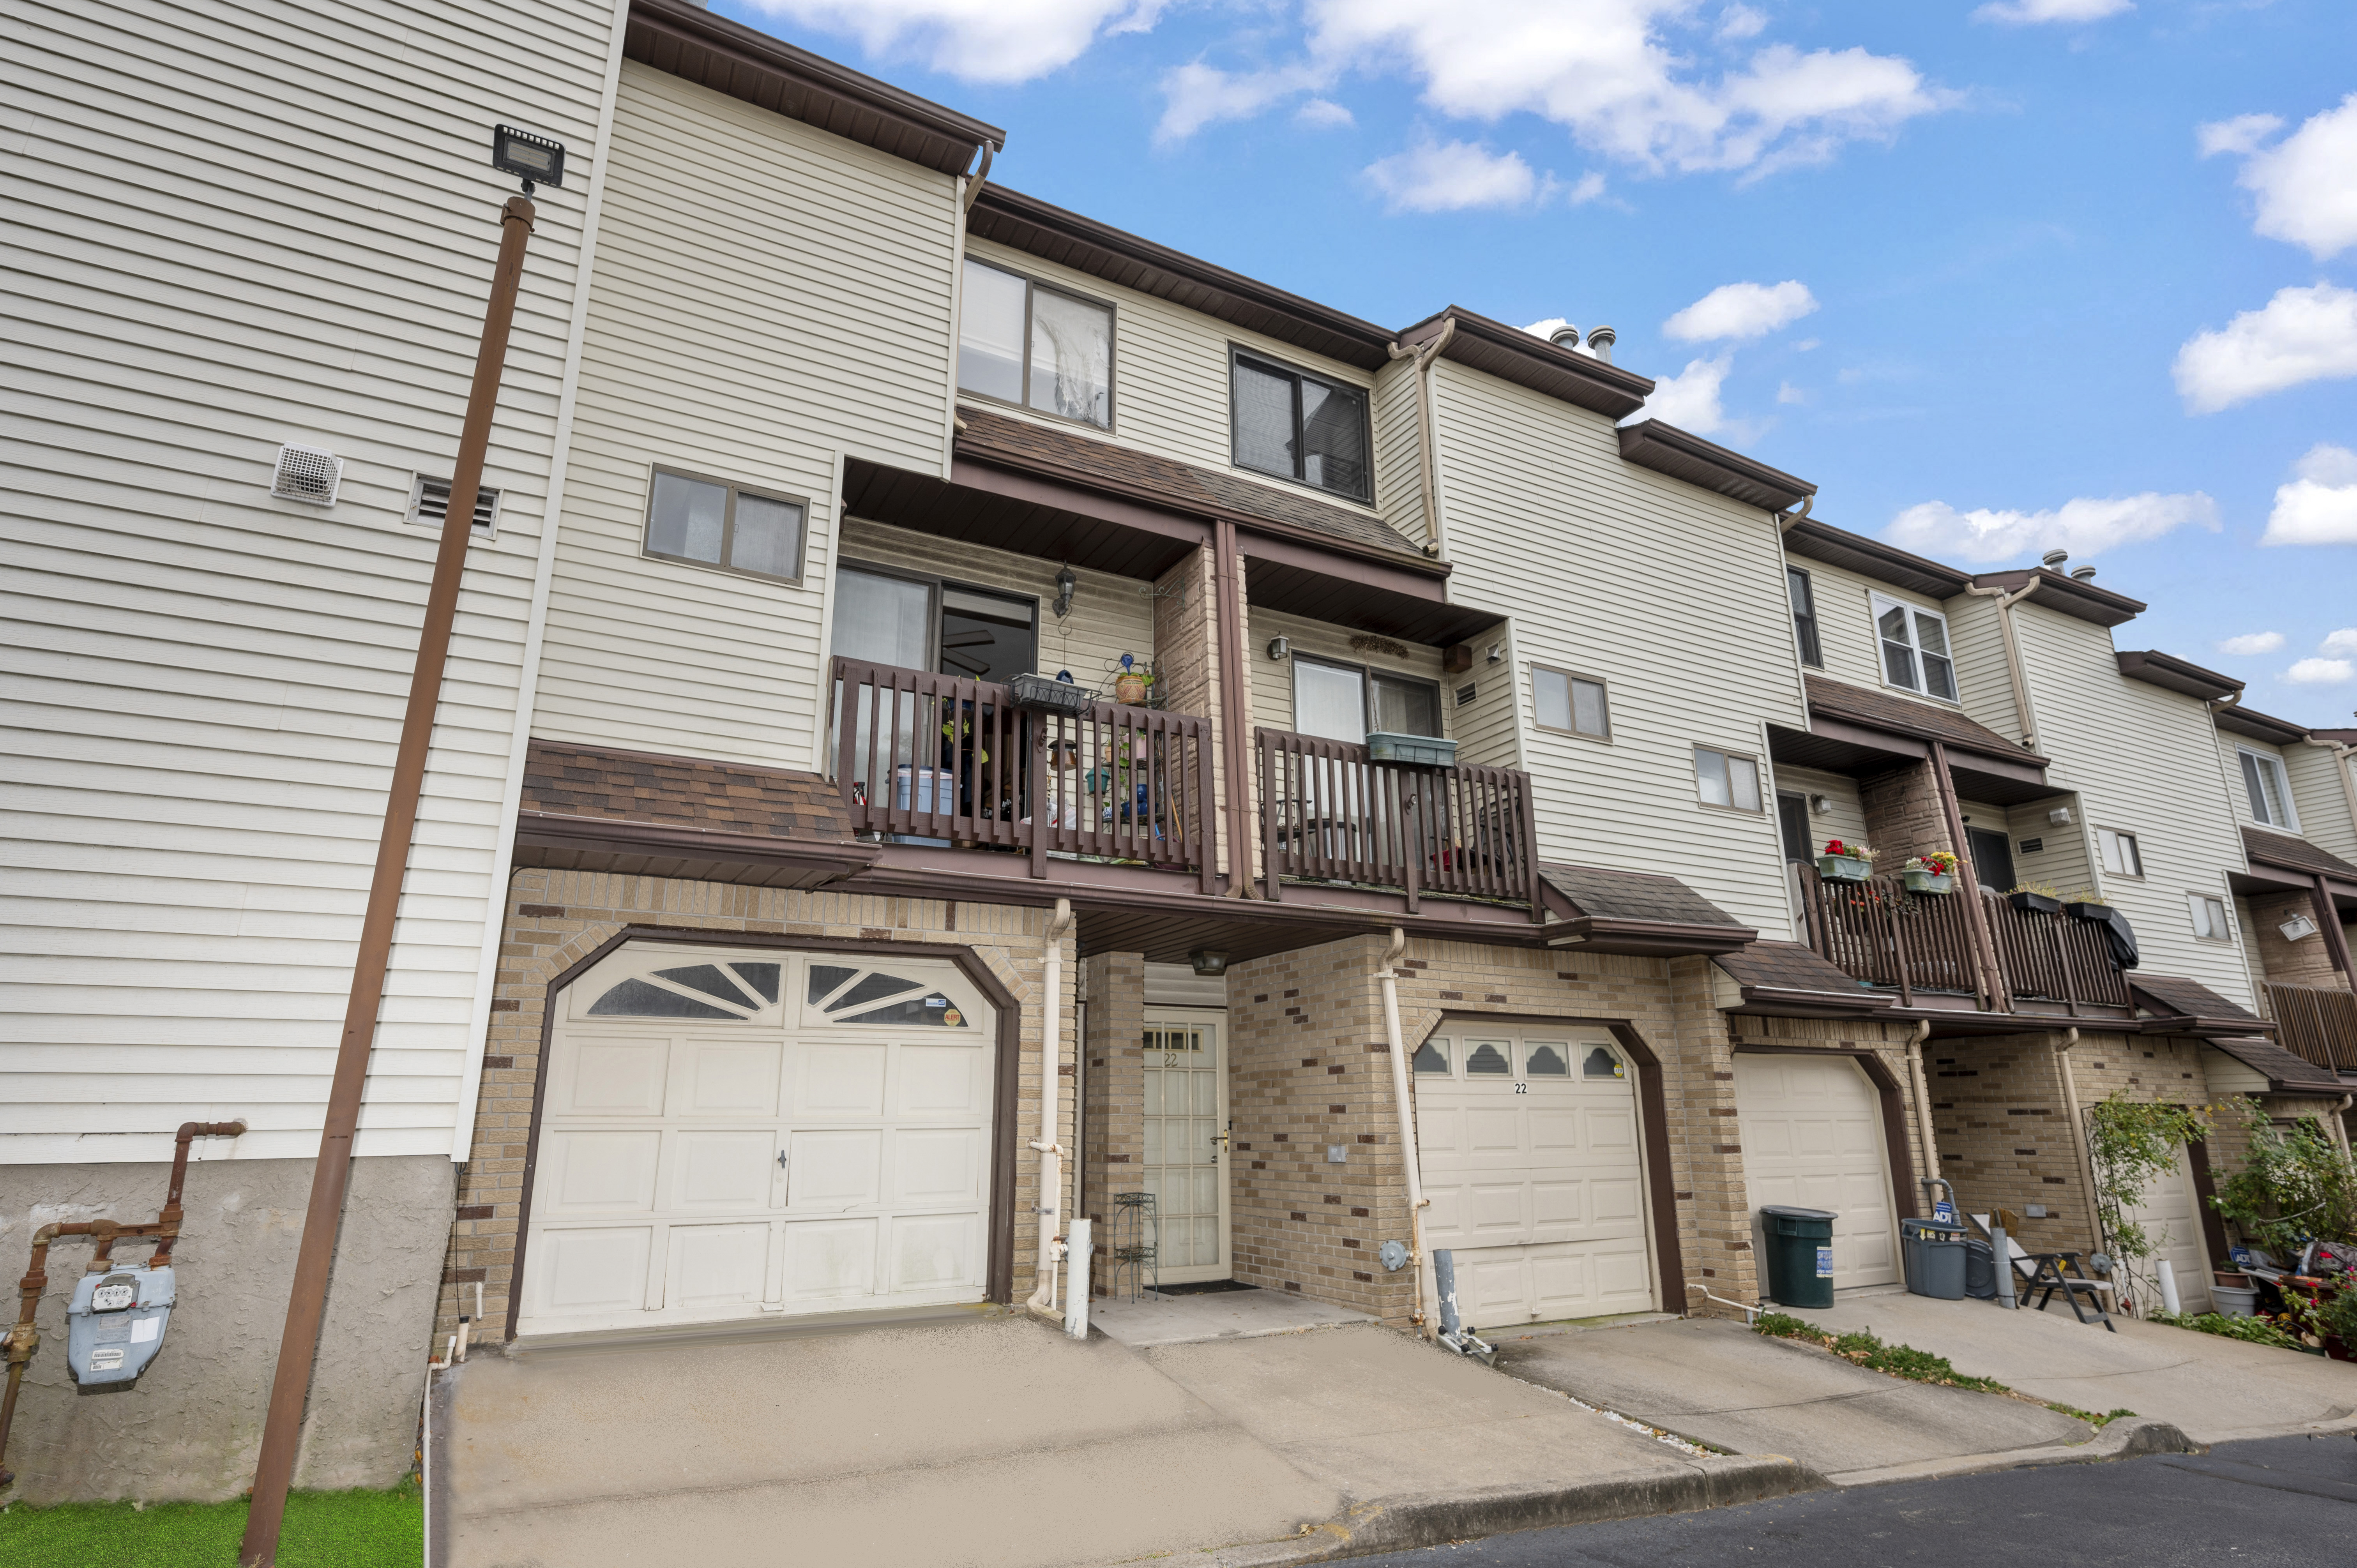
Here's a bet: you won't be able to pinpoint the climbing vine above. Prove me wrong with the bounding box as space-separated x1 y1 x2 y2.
2085 1093 2207 1265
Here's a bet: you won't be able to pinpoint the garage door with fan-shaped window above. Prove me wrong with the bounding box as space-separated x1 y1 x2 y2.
517 946 997 1336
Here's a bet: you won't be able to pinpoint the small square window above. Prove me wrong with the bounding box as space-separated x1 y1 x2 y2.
1533 666 1610 740
643 468 807 584
1695 745 1763 812
2187 892 2232 942
2097 827 2143 878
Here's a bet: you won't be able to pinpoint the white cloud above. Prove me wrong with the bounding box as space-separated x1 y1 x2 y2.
1776 380 1806 404
1161 4 1949 180
1295 97 1355 128
2173 284 2357 413
1973 0 2132 23
1792 337 1820 352
2263 442 2357 546
2217 632 2285 656
2287 658 2355 685
2203 94 2357 260
1364 139 1544 212
1885 492 2220 563
2197 113 2283 159
2322 629 2357 657
747 0 1163 84
1664 280 1818 342
1629 354 1734 434
1717 5 1768 41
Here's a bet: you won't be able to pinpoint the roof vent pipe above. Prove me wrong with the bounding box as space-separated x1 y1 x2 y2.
1548 325 1581 351
2070 565 2097 582
1586 326 1616 363
2040 549 2069 569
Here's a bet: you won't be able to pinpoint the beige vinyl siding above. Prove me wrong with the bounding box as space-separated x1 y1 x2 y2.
1370 357 1428 548
2006 797 2095 900
1944 595 2025 747
1448 626 1522 772
2232 897 2273 1005
2013 603 2255 1004
961 236 1397 516
1250 613 1449 739
1774 767 1869 853
1431 361 1804 933
2283 742 2357 862
0 0 618 1162
530 65 959 770
836 519 1154 697
1791 560 1949 700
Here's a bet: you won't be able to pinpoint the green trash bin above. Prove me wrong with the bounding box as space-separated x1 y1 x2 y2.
1759 1205 1838 1308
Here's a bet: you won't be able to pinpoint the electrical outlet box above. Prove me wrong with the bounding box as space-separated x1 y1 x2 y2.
2025 1204 2048 1219
67 1263 175 1385
1327 1145 1347 1164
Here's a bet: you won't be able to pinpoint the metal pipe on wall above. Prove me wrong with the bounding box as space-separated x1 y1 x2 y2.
1905 1019 1939 1191
1376 929 1435 1339
242 196 539 1568
1027 899 1076 1315
1386 317 1456 560
2050 1028 2104 1256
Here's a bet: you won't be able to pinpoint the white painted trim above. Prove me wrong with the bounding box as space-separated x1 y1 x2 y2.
943 177 969 477
450 1 632 1161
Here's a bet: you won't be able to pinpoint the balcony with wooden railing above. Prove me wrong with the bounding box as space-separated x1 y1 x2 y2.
2262 981 2357 1074
830 656 1217 891
1254 727 1543 916
1795 865 2131 1012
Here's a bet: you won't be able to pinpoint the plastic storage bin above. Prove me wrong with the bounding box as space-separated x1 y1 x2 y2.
1759 1205 1838 1308
2211 1283 2260 1318
1901 1218 1967 1300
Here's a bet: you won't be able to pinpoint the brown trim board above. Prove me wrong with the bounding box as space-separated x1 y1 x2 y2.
502 925 1027 1342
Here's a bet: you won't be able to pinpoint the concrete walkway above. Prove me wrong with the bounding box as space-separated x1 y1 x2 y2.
1792 1292 2357 1445
436 1312 1805 1568
1092 1285 1373 1347
1493 1316 2097 1485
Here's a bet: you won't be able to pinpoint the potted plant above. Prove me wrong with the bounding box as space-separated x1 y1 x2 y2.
1111 653 1154 706
2006 882 2064 915
2061 888 2113 921
1901 851 1957 893
1816 839 1875 883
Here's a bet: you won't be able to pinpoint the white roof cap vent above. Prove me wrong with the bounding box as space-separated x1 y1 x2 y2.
270 443 344 506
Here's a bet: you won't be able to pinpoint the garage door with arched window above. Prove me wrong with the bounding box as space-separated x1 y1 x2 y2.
517 946 998 1336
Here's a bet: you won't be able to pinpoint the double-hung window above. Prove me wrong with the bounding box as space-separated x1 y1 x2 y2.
2238 747 2297 829
2096 827 2143 878
1787 567 1822 667
643 467 806 583
1871 593 1956 700
957 259 1113 427
1230 350 1372 503
1694 745 1763 812
1531 666 1610 740
1292 656 1440 744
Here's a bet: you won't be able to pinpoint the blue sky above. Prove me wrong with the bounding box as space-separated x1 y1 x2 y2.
716 1 2357 724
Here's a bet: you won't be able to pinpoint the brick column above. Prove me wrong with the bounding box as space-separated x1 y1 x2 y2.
1081 951 1145 1295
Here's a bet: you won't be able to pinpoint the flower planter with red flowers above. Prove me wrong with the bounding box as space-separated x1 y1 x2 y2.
1901 851 1958 893
1815 841 1875 883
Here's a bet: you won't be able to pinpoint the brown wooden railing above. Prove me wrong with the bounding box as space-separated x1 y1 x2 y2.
1797 866 2131 1011
1255 727 1542 916
2263 981 2357 1072
830 657 1216 891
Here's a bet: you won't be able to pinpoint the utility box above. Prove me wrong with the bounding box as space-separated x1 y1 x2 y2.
67 1263 175 1385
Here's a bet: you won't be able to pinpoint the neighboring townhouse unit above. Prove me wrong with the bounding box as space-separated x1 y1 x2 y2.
9 0 2355 1511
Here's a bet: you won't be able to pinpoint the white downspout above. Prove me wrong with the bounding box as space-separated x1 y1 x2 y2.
1388 318 1457 560
1027 897 1075 1315
1376 928 1435 1339
2050 1028 2102 1254
1965 579 2043 751
1906 1018 1938 1197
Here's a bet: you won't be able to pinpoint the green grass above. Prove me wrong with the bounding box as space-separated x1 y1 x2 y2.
2147 1310 2302 1349
1753 1312 2136 1428
0 1481 420 1568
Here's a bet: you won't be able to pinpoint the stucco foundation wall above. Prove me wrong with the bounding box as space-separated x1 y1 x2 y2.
437 869 1070 1345
0 1153 451 1504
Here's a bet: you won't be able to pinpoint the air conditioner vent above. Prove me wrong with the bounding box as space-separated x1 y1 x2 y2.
407 475 500 535
270 444 343 506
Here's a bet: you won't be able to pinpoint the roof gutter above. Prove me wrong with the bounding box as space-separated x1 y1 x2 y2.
1389 316 1457 560
1964 577 2042 750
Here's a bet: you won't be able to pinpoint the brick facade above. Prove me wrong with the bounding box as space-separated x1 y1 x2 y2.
1857 760 1954 870
2247 890 2349 989
434 869 1072 1347
1080 950 1145 1298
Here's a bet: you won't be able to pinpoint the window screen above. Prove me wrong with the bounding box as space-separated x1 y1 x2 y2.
2239 750 2294 828
1295 659 1368 744
1372 673 1440 738
1231 351 1371 502
1695 745 1762 811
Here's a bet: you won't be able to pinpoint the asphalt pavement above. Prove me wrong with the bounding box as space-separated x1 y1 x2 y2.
1332 1432 2357 1567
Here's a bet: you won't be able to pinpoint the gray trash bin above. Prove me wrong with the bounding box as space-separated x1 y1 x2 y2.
1963 1237 1997 1299
1901 1218 1967 1300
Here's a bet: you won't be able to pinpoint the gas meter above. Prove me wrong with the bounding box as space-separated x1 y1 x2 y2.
66 1263 175 1385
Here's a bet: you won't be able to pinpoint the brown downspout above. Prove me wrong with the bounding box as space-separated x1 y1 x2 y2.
240 197 538 1568
1212 519 1256 897
1928 739 2009 1010
2311 872 2355 982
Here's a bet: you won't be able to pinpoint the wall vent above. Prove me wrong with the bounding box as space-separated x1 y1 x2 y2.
1454 682 1477 708
406 474 500 535
270 444 343 506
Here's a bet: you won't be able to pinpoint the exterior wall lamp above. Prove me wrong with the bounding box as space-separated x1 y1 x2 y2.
491 125 565 194
1189 948 1229 976
1054 564 1075 620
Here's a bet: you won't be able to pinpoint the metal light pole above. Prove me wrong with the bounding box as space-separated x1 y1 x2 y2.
241 127 558 1567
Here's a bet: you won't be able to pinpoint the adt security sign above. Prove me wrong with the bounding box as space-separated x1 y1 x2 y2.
67 1264 175 1385
1815 1246 1834 1280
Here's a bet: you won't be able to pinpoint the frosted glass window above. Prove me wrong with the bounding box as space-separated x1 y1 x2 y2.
958 260 1113 428
1695 745 1762 812
1294 659 1368 744
1534 667 1609 739
647 473 725 565
957 260 1027 405
645 469 804 583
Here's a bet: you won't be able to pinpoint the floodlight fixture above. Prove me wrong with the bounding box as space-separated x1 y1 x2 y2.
492 125 564 194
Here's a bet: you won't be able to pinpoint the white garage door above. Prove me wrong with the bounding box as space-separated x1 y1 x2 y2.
1733 1053 1898 1291
2122 1143 2212 1315
1414 1028 1654 1328
518 947 997 1336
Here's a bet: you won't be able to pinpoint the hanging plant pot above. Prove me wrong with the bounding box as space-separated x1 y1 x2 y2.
1113 673 1148 705
2064 901 2114 922
1902 870 1954 893
1816 854 1873 883
2008 890 2063 915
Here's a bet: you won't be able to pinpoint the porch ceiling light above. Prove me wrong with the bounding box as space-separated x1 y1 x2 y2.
1189 948 1228 976
492 125 565 194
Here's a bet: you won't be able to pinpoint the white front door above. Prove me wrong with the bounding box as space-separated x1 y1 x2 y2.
1732 1052 1900 1291
2121 1143 2213 1314
1141 1009 1230 1282
519 947 997 1336
1414 1029 1655 1327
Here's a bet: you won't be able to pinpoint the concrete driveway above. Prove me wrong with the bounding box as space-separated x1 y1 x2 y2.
1792 1292 2357 1446
1494 1316 2100 1486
